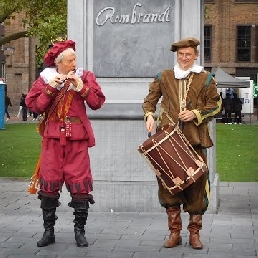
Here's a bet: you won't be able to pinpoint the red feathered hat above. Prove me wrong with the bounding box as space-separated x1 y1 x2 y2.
44 40 76 67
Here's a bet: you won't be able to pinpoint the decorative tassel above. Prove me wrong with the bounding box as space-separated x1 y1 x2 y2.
28 155 41 194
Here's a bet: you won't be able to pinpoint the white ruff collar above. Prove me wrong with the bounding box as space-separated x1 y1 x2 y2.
174 64 203 79
40 68 84 88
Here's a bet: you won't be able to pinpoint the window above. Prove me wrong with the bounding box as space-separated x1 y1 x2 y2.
204 25 212 62
1 62 6 81
236 26 251 62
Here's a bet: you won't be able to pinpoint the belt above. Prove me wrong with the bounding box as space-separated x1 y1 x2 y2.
48 116 81 123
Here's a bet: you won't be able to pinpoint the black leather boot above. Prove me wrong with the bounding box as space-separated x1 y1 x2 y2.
37 196 59 247
69 201 89 247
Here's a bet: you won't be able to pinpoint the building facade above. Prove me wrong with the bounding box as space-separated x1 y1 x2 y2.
0 24 6 80
2 0 258 111
2 13 37 109
204 0 258 79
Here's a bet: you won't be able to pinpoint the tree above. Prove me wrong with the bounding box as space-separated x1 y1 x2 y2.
0 0 67 65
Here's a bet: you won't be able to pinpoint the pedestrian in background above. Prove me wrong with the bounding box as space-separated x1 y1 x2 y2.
32 111 39 121
222 93 233 124
5 94 12 121
20 93 28 121
232 93 243 124
16 98 22 118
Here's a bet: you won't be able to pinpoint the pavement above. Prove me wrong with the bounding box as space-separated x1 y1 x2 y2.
0 179 257 258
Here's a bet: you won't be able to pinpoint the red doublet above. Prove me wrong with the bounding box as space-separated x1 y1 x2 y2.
25 69 105 197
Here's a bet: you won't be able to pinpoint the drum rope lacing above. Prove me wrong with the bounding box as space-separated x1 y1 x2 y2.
140 125 206 191
142 127 200 175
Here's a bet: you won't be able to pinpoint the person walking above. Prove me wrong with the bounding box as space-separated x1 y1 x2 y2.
142 37 221 250
5 94 12 121
25 39 106 247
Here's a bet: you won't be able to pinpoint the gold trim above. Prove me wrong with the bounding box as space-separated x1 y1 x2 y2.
192 109 202 125
45 88 53 96
81 87 90 97
144 111 154 121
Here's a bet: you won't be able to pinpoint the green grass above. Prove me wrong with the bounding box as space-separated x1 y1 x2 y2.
0 123 258 181
0 124 41 177
216 123 258 182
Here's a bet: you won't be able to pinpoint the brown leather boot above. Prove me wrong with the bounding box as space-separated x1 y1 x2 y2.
163 206 182 248
187 214 203 249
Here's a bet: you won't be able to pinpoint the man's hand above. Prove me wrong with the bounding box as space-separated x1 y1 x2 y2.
178 110 196 122
66 71 83 92
146 115 155 132
49 74 67 88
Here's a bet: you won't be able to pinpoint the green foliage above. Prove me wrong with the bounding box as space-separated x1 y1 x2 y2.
204 5 209 20
0 0 67 65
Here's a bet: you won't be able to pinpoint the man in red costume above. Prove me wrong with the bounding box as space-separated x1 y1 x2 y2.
26 40 105 247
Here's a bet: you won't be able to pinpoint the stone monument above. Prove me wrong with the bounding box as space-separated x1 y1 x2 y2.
67 0 219 213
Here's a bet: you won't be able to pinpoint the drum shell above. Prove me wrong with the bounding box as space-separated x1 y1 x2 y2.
138 124 207 195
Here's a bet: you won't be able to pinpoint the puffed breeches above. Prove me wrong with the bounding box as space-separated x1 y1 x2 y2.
39 138 93 197
157 148 209 215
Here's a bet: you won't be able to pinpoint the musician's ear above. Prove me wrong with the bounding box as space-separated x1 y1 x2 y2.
194 50 199 60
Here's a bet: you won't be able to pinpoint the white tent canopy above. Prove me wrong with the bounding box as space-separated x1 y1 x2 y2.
213 67 250 88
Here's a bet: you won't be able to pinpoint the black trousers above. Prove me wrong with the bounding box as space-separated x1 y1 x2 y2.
224 111 232 123
234 111 242 123
22 107 28 121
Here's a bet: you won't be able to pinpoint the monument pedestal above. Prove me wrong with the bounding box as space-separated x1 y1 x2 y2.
67 0 220 213
61 104 219 213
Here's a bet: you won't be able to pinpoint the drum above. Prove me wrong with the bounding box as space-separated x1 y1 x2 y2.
138 124 207 195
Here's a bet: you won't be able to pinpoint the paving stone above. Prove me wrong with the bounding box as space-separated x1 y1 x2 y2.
0 179 257 258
